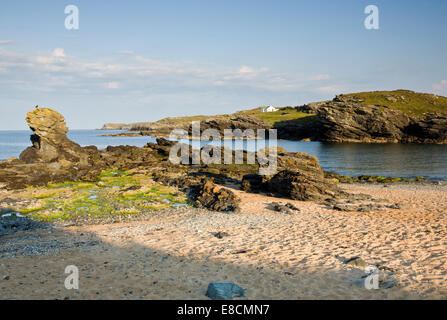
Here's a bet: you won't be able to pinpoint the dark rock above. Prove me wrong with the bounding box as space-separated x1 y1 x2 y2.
192 179 240 212
403 115 447 143
213 232 229 239
189 114 271 137
206 282 245 300
241 174 264 192
267 169 339 201
270 202 300 214
155 138 176 147
243 151 344 201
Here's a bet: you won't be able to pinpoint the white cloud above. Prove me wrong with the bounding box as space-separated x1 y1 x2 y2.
432 80 447 94
119 50 135 55
310 74 330 81
52 48 66 57
0 40 13 45
105 82 120 89
0 47 346 99
239 66 254 74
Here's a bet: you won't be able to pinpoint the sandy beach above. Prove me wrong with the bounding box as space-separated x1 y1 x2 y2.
1 182 446 300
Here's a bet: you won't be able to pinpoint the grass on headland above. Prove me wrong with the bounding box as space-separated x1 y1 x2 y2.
341 90 447 117
239 107 315 126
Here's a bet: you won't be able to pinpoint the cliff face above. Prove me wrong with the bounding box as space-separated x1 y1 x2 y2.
277 95 447 144
316 102 413 143
187 115 271 137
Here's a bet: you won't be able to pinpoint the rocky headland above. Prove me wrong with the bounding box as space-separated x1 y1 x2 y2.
278 94 447 143
102 90 447 144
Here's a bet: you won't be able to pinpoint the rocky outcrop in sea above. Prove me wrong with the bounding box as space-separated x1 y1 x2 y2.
277 95 447 143
0 108 352 212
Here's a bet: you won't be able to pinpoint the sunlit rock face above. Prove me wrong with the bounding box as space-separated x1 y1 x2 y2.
20 108 89 165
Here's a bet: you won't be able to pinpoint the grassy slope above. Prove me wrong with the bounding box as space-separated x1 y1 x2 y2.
342 90 447 117
237 107 314 126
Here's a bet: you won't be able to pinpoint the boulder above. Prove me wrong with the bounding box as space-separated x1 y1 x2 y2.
269 202 300 214
267 169 339 201
243 151 342 201
206 282 245 300
192 179 240 212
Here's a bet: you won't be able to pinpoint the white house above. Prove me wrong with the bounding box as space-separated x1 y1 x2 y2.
260 105 278 112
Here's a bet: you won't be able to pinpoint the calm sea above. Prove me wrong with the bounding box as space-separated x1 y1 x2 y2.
1 130 446 180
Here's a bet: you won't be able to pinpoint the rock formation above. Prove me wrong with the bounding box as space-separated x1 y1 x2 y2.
189 114 271 137
191 179 240 212
0 108 162 189
316 102 413 143
277 96 447 144
0 107 360 211
19 108 91 164
242 150 342 201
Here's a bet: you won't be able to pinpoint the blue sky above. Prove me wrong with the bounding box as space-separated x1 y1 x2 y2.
0 0 446 129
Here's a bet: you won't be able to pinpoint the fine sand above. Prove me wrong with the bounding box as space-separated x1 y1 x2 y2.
1 183 446 299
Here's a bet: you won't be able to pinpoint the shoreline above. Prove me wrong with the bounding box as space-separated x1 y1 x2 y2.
1 182 446 299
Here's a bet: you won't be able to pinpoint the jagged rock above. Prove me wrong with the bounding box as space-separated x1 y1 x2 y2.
192 179 240 212
267 169 339 201
0 108 168 189
269 202 300 214
20 108 91 165
188 114 271 136
403 115 447 143
279 97 447 144
317 102 413 143
242 151 342 201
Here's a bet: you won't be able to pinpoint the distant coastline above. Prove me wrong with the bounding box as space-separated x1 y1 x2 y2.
100 90 447 144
